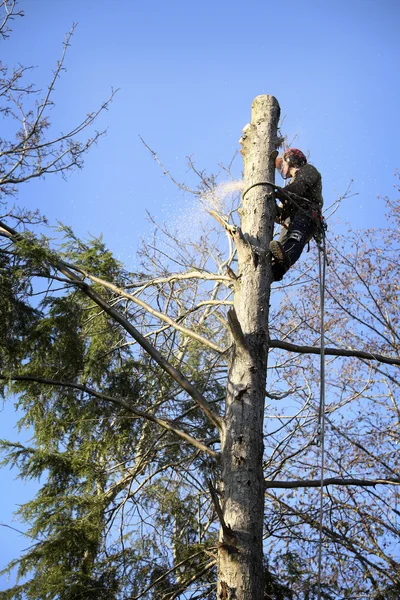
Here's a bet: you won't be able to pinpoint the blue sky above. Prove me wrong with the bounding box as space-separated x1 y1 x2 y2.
1 0 399 587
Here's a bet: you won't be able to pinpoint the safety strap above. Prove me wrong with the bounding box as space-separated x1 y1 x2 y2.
316 230 327 600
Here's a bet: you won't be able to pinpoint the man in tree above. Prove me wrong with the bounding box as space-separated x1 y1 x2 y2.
270 148 323 281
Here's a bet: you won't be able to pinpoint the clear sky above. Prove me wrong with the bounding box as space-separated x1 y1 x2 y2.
1 0 399 587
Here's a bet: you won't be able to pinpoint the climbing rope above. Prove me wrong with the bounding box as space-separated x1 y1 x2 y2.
316 230 327 600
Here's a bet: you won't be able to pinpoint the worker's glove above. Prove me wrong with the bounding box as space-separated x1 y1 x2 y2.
273 187 287 203
274 204 284 224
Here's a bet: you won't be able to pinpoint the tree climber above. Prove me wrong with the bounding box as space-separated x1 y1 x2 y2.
269 148 323 281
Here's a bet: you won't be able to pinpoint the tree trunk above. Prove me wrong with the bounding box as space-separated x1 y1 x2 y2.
218 95 280 600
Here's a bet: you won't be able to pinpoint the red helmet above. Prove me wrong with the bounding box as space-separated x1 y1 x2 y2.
283 148 307 167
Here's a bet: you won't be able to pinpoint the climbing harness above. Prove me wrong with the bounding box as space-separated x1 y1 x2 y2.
316 228 327 600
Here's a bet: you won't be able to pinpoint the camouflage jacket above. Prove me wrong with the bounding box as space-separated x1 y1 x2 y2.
276 163 323 220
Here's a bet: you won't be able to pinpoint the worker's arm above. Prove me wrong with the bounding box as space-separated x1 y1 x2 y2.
274 187 311 206
260 181 311 205
284 165 320 198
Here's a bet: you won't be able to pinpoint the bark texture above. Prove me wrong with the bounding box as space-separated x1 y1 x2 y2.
218 95 281 599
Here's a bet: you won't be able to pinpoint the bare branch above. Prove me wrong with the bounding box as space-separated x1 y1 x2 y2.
264 477 400 489
269 338 400 367
127 270 232 291
0 24 116 198
0 0 23 39
139 135 199 195
79 270 225 354
207 479 235 540
227 307 248 354
209 209 238 236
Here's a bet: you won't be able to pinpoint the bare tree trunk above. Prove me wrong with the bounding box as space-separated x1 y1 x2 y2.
218 95 280 600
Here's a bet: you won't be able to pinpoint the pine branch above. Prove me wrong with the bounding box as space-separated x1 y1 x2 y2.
128 550 212 600
0 373 218 458
0 219 224 433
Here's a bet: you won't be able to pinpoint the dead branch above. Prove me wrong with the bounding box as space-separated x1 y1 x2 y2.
79 270 225 354
264 477 400 489
139 135 199 195
127 270 232 291
207 479 235 540
269 338 400 367
227 307 248 354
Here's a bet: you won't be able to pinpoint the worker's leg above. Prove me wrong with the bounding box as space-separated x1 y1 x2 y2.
282 212 314 267
270 218 291 281
270 213 314 280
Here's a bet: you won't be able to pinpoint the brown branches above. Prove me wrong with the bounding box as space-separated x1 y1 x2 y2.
77 270 225 354
269 338 400 367
139 136 199 196
265 477 400 489
0 24 116 199
0 1 23 39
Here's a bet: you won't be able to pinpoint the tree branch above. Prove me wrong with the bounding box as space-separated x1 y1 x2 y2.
139 136 199 195
0 220 224 433
1 373 218 457
129 550 212 600
0 0 23 39
207 479 235 540
227 307 248 354
269 338 400 367
127 270 232 291
80 270 225 354
265 477 400 489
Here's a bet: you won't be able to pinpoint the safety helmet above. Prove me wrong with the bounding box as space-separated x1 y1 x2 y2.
282 148 307 167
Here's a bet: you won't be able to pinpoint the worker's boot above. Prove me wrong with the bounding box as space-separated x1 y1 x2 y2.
269 240 290 281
